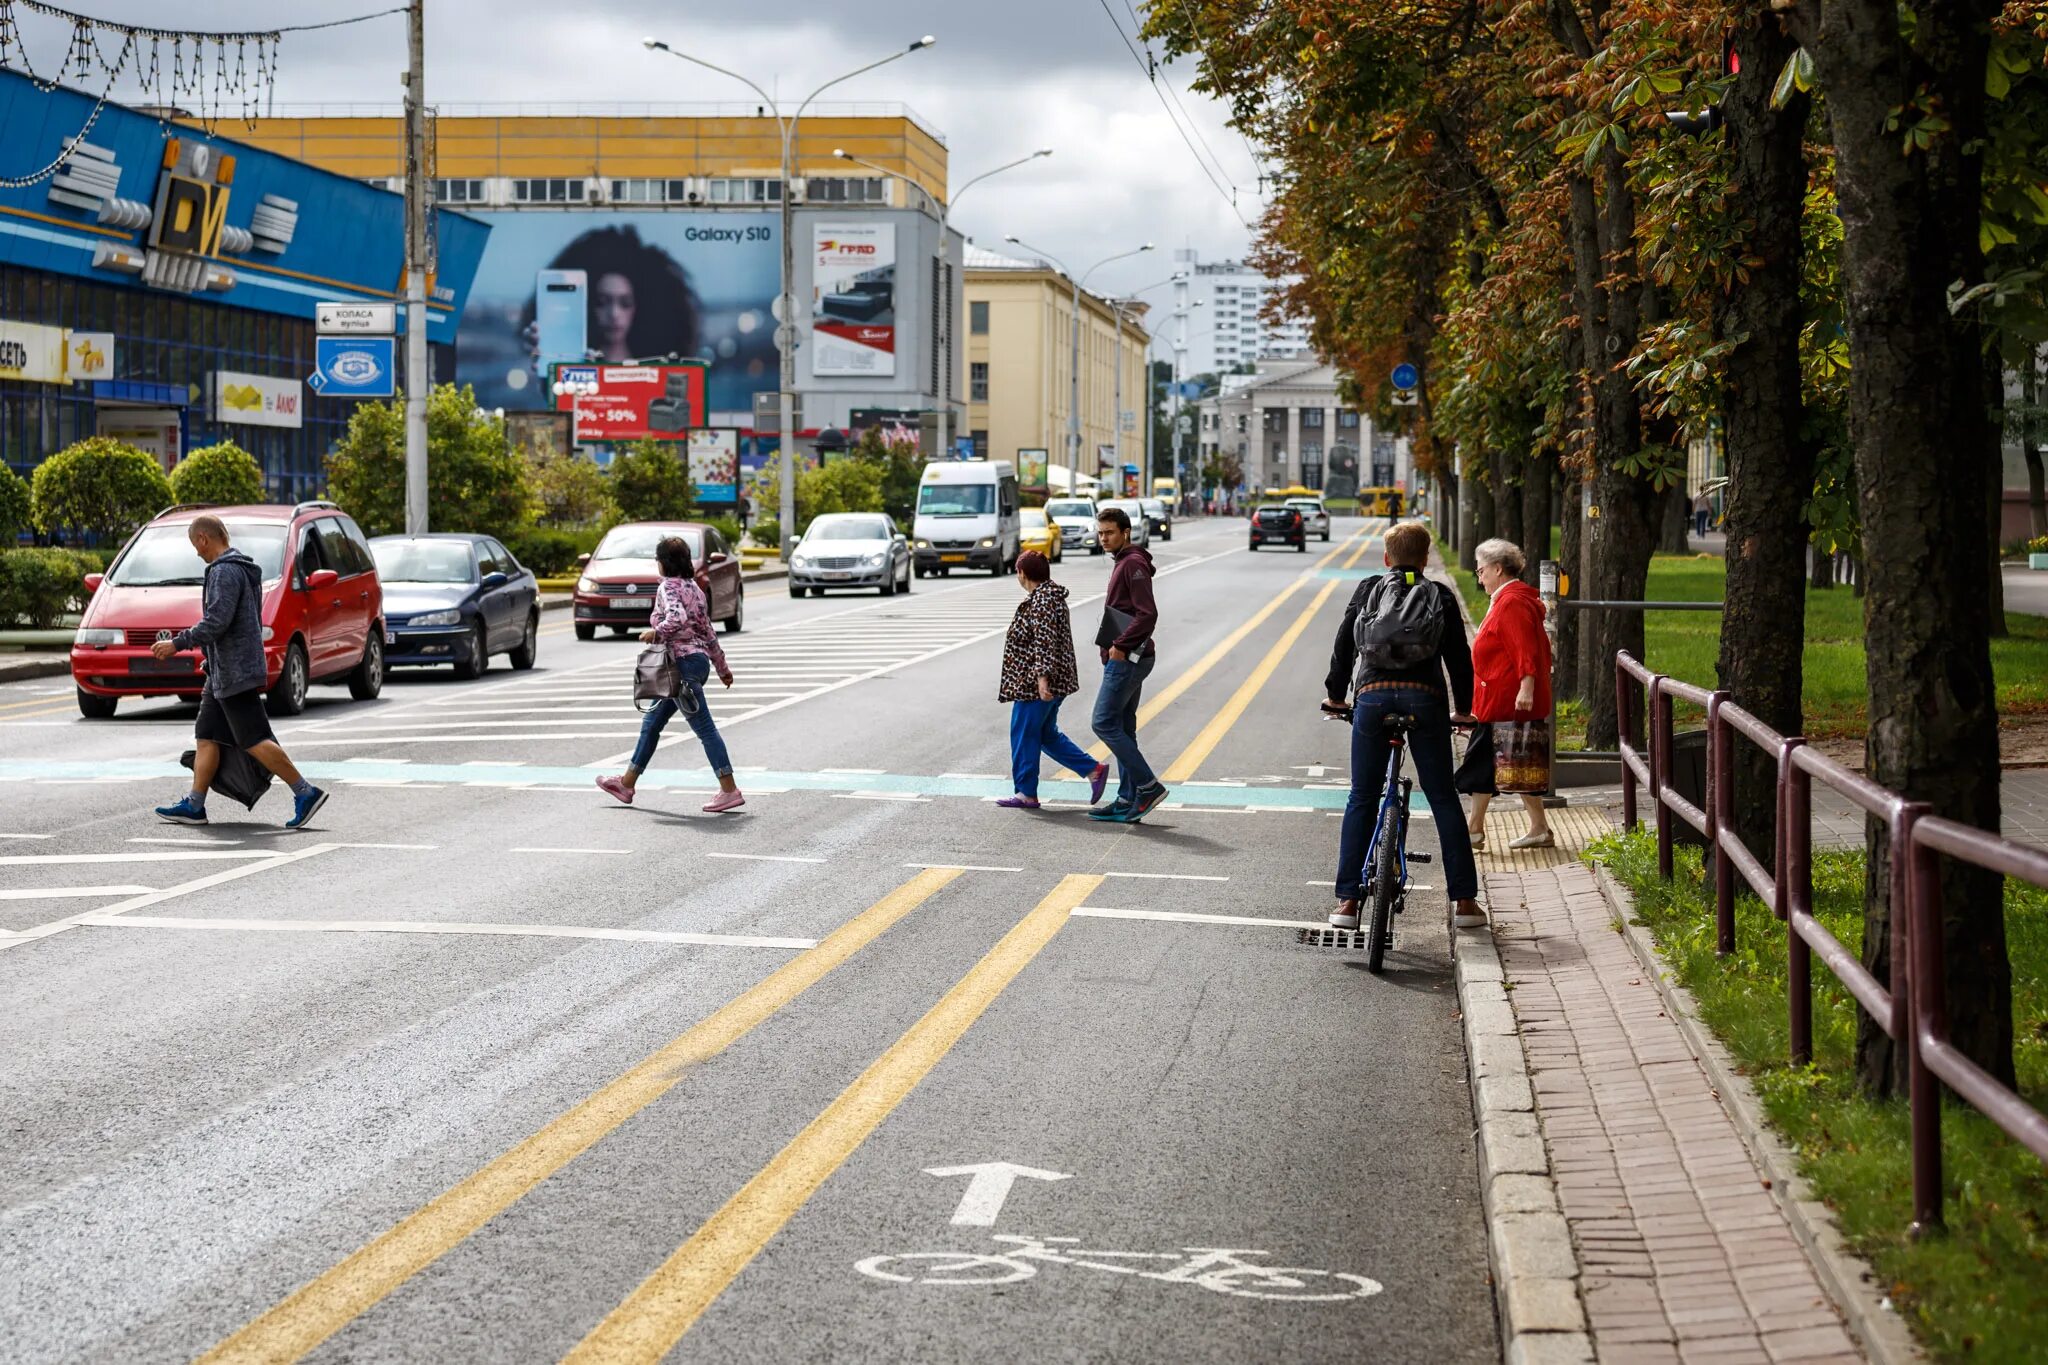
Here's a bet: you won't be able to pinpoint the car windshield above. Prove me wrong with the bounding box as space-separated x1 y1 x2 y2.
371 539 475 584
918 484 994 516
1288 500 1323 511
1045 501 1094 520
1021 509 1048 528
806 518 890 542
594 526 700 560
108 523 288 587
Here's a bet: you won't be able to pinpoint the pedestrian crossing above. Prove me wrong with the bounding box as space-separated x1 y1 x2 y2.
272 589 1039 758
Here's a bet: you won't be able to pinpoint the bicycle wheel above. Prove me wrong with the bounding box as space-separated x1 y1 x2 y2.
1366 800 1401 974
854 1252 1037 1285
1197 1266 1387 1301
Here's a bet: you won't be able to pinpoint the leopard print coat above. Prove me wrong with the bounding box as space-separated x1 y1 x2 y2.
999 581 1081 702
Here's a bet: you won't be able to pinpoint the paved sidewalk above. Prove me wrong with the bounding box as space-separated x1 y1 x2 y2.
1476 808 1865 1364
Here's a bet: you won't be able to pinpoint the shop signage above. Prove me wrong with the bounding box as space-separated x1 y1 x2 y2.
0 321 69 383
310 336 396 398
813 222 897 378
317 302 397 334
214 370 303 429
567 364 707 444
66 331 115 379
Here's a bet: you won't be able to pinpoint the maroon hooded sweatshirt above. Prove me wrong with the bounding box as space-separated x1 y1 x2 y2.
1101 544 1158 661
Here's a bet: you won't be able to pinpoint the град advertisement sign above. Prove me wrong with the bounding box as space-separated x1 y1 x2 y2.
812 222 897 378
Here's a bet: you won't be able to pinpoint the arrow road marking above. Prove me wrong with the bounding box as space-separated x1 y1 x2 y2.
923 1162 1073 1227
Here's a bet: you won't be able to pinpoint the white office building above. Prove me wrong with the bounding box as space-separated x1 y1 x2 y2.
1194 356 1411 497
1162 251 1313 376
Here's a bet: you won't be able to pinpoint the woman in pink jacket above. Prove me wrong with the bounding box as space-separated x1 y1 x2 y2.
596 536 745 813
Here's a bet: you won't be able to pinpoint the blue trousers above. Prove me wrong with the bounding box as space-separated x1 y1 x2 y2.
1009 697 1098 798
629 653 734 777
1090 653 1158 805
1334 687 1478 902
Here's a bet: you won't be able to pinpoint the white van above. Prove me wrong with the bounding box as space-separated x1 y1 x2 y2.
913 461 1020 576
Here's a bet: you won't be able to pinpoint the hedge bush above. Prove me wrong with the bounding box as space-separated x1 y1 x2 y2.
502 524 604 577
0 548 95 628
750 519 781 550
0 464 31 541
170 441 266 506
30 437 171 543
704 515 744 549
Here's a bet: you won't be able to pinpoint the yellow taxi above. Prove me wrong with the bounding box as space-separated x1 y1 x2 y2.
1019 506 1064 564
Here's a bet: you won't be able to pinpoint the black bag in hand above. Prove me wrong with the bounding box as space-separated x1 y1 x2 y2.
180 746 274 811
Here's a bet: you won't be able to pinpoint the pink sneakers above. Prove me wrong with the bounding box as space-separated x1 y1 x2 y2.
596 775 634 805
702 790 747 814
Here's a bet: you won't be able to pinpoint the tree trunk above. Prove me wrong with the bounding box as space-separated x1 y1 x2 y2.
1800 0 2011 1096
1458 450 1483 569
2025 356 2047 537
1493 455 1521 554
1988 347 2007 637
1808 546 1832 589
1714 11 1815 866
1656 480 1690 553
1471 463 1497 550
1556 461 1584 704
1520 448 1551 586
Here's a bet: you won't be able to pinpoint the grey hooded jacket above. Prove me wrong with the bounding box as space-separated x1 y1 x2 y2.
173 547 268 698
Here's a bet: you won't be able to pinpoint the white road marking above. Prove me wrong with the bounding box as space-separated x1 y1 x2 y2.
939 773 1008 781
905 862 1024 873
509 846 634 856
835 791 930 803
819 767 885 774
703 852 827 864
923 1162 1072 1227
74 915 816 951
0 832 54 839
0 885 156 900
127 836 247 846
0 843 339 952
1072 906 1331 930
0 850 278 866
329 842 439 850
1102 872 1229 882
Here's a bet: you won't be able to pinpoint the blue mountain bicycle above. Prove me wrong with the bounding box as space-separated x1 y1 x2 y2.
1324 704 1432 973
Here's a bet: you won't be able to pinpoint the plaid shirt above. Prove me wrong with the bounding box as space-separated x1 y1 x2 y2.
651 576 731 682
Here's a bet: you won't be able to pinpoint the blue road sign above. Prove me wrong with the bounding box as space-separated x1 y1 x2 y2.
310 336 397 398
1391 362 1420 392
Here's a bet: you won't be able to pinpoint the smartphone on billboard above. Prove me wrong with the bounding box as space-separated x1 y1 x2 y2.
534 270 588 370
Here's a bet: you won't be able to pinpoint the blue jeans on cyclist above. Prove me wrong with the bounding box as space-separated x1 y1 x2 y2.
1334 686 1478 904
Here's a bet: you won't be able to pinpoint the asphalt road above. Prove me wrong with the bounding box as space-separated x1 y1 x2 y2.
0 516 1499 1365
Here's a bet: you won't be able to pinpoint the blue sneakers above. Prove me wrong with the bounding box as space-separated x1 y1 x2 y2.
155 796 207 825
286 785 329 829
1089 801 1133 822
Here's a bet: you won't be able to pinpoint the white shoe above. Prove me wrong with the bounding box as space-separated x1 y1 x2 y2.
1329 900 1361 930
1509 830 1555 850
1452 901 1487 929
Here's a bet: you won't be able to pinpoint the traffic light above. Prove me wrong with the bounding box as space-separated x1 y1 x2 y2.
1664 35 1738 135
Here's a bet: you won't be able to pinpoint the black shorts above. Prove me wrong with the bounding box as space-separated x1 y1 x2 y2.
195 687 276 750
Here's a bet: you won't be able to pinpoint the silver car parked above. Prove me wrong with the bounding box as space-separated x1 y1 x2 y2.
788 514 914 597
1287 497 1332 542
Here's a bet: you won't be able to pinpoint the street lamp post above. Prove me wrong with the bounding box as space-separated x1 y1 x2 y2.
833 145 1050 462
645 35 935 558
1002 237 1152 491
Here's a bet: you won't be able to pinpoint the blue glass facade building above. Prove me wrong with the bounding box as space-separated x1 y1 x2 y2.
0 70 488 502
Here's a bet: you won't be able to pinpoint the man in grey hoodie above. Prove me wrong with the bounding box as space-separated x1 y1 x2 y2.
152 515 329 829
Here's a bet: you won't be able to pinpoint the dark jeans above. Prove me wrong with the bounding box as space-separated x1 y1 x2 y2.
629 653 733 777
1009 697 1098 798
1334 687 1478 902
1090 652 1157 805
1694 509 1711 536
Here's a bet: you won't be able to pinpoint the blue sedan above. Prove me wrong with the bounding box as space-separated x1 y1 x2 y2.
368 533 540 678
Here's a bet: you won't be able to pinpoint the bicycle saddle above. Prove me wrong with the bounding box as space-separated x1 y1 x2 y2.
1380 713 1420 734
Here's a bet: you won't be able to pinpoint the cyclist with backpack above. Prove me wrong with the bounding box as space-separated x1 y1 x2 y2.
1321 521 1483 931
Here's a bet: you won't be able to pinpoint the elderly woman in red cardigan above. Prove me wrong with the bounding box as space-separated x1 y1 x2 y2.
1453 538 1555 850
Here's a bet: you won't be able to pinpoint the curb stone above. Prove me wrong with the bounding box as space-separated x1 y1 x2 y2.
1589 860 1925 1365
1456 911 1593 1365
0 655 71 683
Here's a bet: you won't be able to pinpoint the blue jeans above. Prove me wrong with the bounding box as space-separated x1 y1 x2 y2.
628 653 733 777
1009 697 1099 798
1090 652 1157 805
1334 687 1477 902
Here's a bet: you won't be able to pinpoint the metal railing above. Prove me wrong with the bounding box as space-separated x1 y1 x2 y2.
1614 649 2048 1233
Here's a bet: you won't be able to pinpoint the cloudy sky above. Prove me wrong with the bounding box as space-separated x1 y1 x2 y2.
16 0 1267 336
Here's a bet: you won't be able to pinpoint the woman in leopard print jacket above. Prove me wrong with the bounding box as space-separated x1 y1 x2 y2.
996 551 1109 810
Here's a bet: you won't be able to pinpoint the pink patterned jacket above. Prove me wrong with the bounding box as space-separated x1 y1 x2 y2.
650 576 732 683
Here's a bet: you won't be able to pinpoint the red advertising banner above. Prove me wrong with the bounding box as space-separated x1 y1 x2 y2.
561 363 706 443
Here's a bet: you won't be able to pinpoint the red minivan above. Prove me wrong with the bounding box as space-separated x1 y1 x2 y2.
70 500 386 718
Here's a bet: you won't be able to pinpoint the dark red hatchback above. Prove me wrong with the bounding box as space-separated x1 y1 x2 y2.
571 521 745 639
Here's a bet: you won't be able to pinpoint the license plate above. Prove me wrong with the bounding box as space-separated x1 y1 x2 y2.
824 571 851 581
940 554 967 564
384 630 396 645
131 657 194 675
610 596 653 609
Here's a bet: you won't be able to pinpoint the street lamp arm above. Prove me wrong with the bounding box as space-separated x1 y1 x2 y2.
834 149 940 215
952 148 1052 209
794 40 932 124
641 40 778 112
1003 235 1070 279
1080 243 1155 289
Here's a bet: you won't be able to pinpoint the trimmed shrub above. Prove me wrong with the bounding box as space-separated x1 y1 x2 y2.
0 463 30 541
704 514 744 548
608 439 696 522
750 519 781 550
0 548 94 628
30 437 172 543
502 524 604 577
325 383 538 537
170 441 267 506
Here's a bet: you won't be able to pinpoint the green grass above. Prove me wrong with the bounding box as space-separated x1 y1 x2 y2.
1590 829 2048 1361
1435 544 2048 742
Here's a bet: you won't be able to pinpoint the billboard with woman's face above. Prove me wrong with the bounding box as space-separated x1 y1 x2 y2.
455 213 779 416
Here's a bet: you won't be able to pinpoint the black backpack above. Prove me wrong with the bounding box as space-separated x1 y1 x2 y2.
1354 569 1448 671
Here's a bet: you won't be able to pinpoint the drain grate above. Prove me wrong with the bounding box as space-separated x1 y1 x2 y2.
1296 928 1376 950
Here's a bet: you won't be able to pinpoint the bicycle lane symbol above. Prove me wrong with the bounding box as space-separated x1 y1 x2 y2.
855 1235 1384 1303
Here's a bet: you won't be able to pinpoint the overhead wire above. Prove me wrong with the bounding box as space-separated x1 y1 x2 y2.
1091 0 1248 226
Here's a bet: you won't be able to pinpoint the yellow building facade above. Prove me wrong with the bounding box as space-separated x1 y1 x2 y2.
220 105 949 210
965 248 1151 485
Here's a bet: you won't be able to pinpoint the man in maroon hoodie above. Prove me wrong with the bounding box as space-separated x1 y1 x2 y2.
1089 505 1169 821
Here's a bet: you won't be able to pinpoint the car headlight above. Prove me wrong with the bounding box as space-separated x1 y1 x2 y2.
75 628 121 646
862 551 886 567
914 539 931 549
979 537 996 548
791 553 814 568
411 609 463 627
